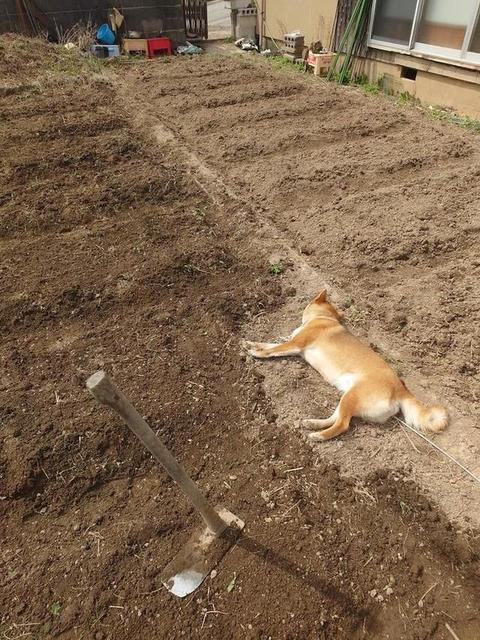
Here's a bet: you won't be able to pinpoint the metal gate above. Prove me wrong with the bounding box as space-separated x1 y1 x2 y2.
1 1 186 43
183 0 208 40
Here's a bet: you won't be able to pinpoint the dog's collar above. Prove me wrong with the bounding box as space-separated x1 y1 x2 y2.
310 315 339 322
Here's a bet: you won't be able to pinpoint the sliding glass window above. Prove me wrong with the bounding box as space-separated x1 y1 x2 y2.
368 0 480 65
371 0 418 47
467 11 480 57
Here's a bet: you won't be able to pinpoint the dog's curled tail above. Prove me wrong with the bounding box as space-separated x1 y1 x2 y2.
399 384 449 435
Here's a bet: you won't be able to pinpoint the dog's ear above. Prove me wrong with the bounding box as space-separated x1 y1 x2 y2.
314 290 328 304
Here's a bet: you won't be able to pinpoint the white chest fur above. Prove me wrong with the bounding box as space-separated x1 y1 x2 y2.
332 373 358 393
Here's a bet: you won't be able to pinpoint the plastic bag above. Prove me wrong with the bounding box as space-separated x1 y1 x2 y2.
177 41 203 55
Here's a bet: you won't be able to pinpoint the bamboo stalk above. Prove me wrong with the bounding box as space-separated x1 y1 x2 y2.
328 0 363 80
339 0 367 83
328 0 371 84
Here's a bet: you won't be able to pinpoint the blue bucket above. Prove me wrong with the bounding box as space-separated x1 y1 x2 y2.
97 23 116 45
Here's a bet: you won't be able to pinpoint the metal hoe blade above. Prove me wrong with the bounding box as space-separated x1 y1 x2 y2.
161 507 244 597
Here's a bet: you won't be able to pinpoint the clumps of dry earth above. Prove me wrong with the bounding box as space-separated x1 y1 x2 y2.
1 37 479 639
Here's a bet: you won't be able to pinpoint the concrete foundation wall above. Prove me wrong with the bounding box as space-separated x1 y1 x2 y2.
362 51 480 118
414 73 480 118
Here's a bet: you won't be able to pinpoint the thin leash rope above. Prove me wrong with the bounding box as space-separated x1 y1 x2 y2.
395 417 480 485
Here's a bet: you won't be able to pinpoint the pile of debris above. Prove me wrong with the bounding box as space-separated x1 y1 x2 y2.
235 37 258 52
9 3 203 61
281 31 334 76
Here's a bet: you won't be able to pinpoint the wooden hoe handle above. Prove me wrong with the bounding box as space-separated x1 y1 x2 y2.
86 371 227 535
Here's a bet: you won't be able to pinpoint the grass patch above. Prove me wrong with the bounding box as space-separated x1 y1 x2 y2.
269 263 284 276
183 263 204 276
48 47 109 76
354 73 384 95
397 90 416 105
0 35 112 83
331 69 352 85
269 56 305 74
192 205 208 224
361 82 380 95
399 500 413 516
347 305 366 325
427 105 480 132
50 601 62 616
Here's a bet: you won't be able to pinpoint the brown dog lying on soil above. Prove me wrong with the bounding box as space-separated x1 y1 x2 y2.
243 291 449 441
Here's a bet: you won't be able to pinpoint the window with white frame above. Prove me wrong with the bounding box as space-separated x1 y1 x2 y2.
368 0 480 65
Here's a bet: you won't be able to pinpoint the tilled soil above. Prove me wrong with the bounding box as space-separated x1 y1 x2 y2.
128 53 480 530
1 41 479 640
138 53 480 407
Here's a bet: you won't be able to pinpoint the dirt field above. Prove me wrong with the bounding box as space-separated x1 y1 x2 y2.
1 39 479 639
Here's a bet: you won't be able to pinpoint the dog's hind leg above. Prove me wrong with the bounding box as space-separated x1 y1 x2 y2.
309 417 351 441
243 339 301 359
302 408 339 431
307 391 356 441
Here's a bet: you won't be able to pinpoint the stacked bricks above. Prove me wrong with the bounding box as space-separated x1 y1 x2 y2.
284 32 305 58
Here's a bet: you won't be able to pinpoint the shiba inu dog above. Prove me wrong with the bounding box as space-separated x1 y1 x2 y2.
243 291 449 441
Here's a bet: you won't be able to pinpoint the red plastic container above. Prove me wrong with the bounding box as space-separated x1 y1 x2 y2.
147 37 172 58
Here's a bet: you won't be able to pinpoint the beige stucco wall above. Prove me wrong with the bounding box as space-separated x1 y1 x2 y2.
262 0 338 47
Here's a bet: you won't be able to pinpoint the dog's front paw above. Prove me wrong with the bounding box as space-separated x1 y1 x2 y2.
242 340 267 358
